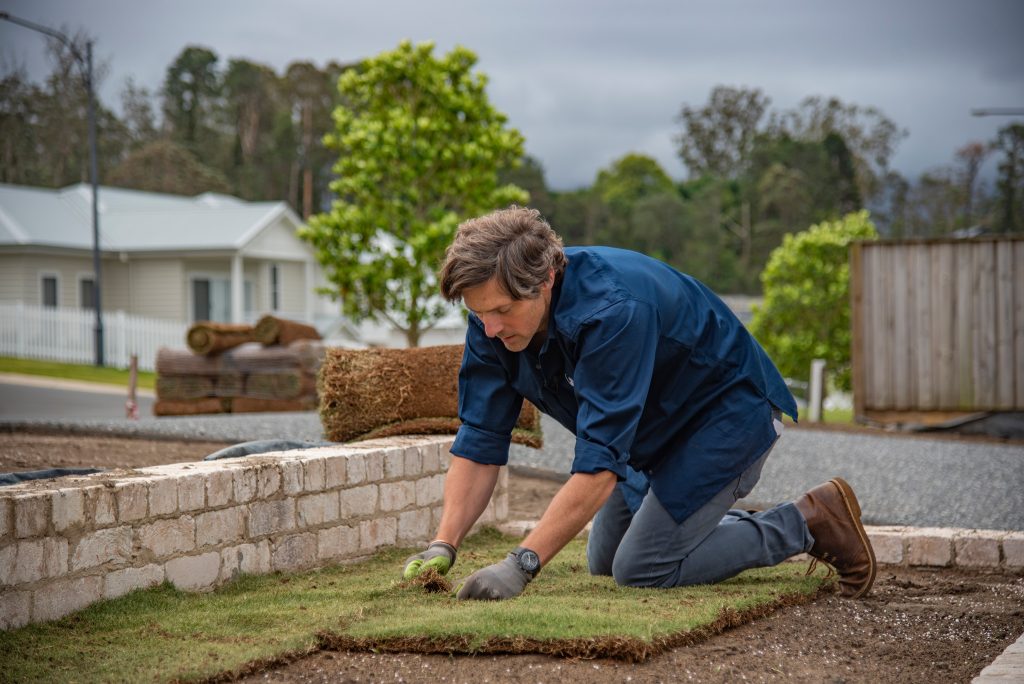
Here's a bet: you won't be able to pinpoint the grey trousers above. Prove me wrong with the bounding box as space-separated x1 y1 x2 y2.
586 421 813 588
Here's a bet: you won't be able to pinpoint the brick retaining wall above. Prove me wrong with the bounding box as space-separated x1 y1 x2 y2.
0 436 506 630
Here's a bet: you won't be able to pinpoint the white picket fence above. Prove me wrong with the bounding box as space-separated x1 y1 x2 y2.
0 303 186 371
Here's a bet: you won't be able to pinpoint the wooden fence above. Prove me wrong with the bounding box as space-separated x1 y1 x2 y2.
0 303 185 371
851 237 1024 421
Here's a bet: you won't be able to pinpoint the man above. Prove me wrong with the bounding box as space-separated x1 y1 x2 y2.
403 206 875 601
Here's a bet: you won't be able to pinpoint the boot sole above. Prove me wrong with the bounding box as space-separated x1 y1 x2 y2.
829 477 877 599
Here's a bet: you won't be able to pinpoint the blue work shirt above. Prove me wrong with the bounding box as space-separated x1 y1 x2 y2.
450 246 798 524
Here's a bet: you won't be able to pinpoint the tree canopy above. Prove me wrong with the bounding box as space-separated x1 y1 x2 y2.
300 40 527 346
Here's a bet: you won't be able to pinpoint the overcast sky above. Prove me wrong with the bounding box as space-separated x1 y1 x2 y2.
3 0 1022 190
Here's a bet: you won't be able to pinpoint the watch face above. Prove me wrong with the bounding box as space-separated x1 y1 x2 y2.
518 549 541 575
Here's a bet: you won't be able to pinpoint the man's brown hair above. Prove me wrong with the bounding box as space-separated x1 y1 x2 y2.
439 206 567 302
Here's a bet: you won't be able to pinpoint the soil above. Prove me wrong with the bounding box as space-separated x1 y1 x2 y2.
3 433 1022 683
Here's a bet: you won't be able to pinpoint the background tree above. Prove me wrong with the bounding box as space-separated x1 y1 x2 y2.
675 85 771 179
106 139 231 195
992 123 1024 233
954 141 989 227
748 210 878 391
301 40 527 346
161 46 222 166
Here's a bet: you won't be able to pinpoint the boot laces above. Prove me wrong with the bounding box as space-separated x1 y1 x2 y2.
805 557 835 580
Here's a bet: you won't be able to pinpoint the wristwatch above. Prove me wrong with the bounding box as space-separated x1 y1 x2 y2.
512 546 541 578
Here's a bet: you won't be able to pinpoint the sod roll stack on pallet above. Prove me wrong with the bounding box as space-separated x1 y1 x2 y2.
155 316 324 416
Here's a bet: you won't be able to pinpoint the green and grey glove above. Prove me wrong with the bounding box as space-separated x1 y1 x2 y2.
455 548 540 601
402 541 457 579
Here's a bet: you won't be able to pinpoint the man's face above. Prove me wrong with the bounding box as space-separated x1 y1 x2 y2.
462 274 553 352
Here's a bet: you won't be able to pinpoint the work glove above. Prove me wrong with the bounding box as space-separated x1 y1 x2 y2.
455 553 533 600
402 541 457 579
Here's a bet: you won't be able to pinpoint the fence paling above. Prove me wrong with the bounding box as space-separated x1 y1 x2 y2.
0 303 185 371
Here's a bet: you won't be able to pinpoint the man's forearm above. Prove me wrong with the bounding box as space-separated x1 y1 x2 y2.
435 455 501 548
522 470 617 565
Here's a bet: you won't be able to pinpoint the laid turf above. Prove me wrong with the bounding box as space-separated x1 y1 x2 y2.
0 529 832 682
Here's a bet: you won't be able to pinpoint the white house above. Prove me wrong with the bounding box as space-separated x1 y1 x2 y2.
0 182 335 325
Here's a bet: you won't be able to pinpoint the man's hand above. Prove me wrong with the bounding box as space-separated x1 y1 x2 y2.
456 554 532 600
403 541 457 579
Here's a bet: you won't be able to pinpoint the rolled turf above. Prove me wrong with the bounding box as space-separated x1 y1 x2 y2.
318 345 542 447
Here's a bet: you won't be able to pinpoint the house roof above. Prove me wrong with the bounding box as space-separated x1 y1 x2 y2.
0 183 303 253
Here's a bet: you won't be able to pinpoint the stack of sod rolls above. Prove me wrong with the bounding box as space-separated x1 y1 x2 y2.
156 315 324 415
318 344 542 448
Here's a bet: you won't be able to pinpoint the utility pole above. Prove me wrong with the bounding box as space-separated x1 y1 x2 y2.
1 11 105 366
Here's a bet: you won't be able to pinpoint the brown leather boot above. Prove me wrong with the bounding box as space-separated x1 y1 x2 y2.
794 477 876 599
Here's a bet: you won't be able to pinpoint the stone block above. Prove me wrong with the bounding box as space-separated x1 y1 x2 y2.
114 481 148 522
398 510 430 544
271 533 318 572
0 543 14 585
0 498 10 541
248 499 296 537
420 442 440 473
257 465 282 498
32 575 102 623
104 564 164 600
415 474 445 507
954 530 1002 568
196 507 245 547
148 476 178 516
907 528 956 567
383 450 404 479
281 460 304 495
379 481 416 512
233 466 259 503
347 454 367 485
50 489 85 533
340 484 378 519
206 469 234 508
431 505 444 531
85 486 116 526
318 525 360 560
303 458 327 492
867 527 906 565
13 537 68 583
13 492 50 538
359 517 397 552
495 491 509 522
220 541 271 582
165 552 221 591
0 590 31 630
137 517 195 558
1001 532 1024 570
178 474 206 511
439 450 453 472
325 456 347 489
403 446 421 476
297 492 339 528
72 526 131 571
364 451 385 482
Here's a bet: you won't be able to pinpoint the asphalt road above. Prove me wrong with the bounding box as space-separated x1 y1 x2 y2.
2 376 1022 532
0 377 155 421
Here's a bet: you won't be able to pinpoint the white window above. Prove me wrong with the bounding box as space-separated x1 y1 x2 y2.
191 276 253 322
40 274 59 308
79 276 96 310
269 263 281 311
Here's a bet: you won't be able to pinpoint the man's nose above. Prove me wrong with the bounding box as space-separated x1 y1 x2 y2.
482 315 502 338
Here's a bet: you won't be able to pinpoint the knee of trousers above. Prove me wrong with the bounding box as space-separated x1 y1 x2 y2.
586 542 615 577
611 554 673 588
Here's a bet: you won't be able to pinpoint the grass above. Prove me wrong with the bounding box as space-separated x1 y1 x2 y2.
0 529 831 682
0 356 155 390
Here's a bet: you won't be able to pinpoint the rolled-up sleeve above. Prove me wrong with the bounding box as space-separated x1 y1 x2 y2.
570 298 659 480
450 315 523 466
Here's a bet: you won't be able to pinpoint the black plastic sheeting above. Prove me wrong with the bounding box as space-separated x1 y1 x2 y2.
0 467 105 487
203 439 335 461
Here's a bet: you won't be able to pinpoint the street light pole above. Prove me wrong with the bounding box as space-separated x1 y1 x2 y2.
1 11 105 366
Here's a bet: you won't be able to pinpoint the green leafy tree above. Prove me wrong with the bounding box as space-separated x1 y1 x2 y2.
993 123 1024 233
301 40 527 346
748 210 878 391
162 46 222 164
675 86 771 180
